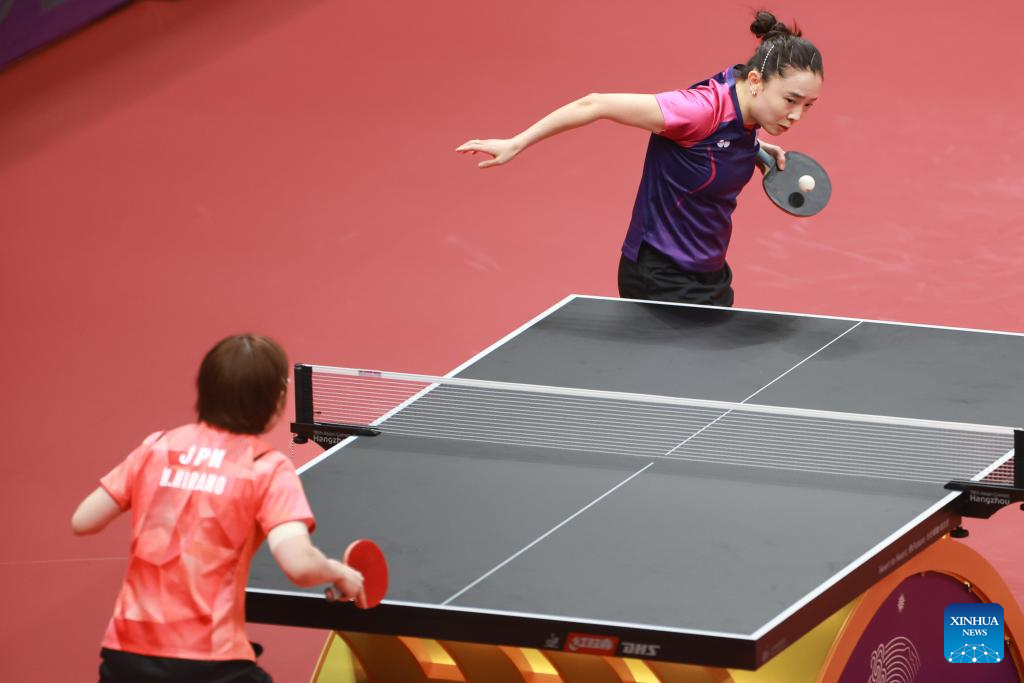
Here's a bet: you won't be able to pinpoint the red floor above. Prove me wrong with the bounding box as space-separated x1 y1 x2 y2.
3 0 1024 680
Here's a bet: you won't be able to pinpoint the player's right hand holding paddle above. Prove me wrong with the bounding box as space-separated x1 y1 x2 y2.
325 539 389 609
324 559 365 604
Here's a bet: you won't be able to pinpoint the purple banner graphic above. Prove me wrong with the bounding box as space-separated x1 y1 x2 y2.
0 0 131 69
839 573 1020 682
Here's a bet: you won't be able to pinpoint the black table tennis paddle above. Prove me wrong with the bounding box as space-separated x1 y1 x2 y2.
757 147 832 217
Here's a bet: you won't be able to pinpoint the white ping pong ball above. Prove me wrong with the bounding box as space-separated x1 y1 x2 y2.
798 175 816 193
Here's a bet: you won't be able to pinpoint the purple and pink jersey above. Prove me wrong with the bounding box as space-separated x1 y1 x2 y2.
622 67 759 272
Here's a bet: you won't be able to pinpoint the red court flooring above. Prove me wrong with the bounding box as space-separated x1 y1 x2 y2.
3 0 1024 680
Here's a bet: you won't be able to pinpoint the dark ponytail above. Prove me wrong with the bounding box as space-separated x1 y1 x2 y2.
738 10 823 82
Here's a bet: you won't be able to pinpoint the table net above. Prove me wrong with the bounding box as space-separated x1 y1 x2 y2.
299 365 1017 486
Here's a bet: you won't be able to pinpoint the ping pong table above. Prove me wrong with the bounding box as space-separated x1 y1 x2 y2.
247 295 1024 677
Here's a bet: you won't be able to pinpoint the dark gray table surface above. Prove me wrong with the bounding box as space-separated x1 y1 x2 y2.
249 295 1024 645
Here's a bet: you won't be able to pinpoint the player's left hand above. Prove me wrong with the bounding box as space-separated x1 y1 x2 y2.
455 138 520 169
758 140 787 172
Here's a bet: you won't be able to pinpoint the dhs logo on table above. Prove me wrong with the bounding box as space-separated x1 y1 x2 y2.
944 603 1004 663
561 632 661 658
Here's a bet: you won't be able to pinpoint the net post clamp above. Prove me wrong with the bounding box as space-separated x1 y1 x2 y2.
945 428 1023 520
290 421 381 449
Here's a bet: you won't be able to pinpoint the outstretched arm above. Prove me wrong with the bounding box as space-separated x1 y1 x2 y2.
267 521 364 601
456 93 664 168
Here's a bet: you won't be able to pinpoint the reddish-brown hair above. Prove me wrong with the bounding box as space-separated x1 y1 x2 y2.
196 334 288 434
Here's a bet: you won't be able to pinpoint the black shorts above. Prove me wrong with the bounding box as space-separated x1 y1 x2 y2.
617 243 734 307
99 648 272 683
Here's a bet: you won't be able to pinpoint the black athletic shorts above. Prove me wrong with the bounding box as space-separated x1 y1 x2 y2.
617 242 734 307
99 648 272 683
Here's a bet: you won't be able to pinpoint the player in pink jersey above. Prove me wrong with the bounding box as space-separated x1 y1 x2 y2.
72 334 364 683
458 10 823 306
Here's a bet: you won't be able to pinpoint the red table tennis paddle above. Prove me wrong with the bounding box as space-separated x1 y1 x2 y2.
325 539 389 608
757 147 832 217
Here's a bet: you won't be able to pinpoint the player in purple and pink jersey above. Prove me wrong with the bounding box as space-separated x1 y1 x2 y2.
457 10 823 306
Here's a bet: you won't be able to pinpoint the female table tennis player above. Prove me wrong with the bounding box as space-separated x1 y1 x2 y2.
458 10 823 306
72 334 364 683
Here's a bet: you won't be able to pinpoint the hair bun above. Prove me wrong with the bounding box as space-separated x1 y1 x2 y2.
750 10 797 40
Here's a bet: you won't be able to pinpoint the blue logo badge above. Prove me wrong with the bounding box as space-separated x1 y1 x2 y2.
944 603 1004 663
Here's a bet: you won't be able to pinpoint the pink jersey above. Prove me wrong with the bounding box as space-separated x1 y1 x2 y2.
99 423 315 660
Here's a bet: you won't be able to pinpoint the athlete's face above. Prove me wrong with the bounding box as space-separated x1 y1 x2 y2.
750 68 821 135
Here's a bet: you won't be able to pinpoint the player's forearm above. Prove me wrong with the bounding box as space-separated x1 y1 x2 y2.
511 94 604 154
281 543 346 587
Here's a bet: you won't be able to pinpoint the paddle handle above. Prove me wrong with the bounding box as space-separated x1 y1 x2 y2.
324 586 349 603
324 584 370 606
757 146 776 172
